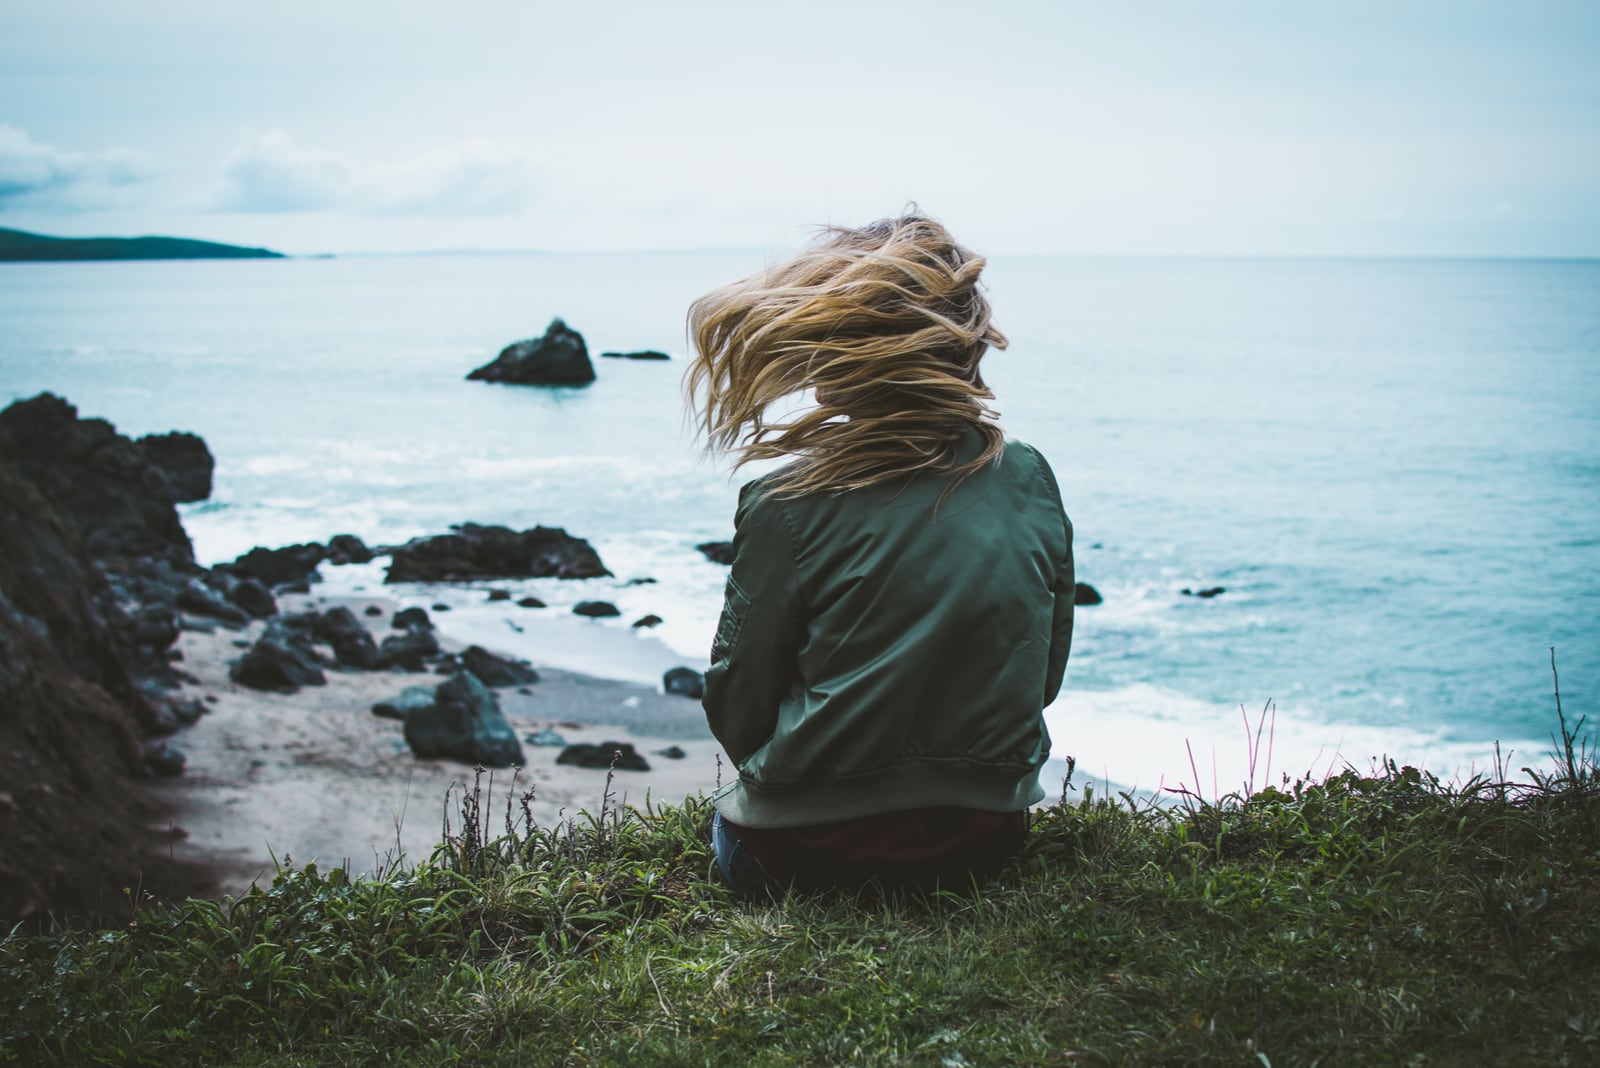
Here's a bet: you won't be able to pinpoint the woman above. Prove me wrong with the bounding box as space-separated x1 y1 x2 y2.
685 212 1074 897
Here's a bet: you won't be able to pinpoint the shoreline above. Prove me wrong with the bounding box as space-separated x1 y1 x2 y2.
147 591 725 900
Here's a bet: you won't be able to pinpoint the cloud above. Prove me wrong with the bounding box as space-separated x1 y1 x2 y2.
0 125 156 207
213 131 348 212
213 131 537 216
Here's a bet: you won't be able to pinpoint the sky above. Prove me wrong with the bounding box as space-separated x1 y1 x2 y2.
1 1 1597 256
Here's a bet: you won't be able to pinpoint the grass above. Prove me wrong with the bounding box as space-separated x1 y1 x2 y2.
3 686 1597 1066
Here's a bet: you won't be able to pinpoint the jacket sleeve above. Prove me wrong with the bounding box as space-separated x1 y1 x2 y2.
701 483 805 765
1044 513 1075 706
1031 446 1074 706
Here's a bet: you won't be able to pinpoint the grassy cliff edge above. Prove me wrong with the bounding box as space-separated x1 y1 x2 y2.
2 714 1596 1066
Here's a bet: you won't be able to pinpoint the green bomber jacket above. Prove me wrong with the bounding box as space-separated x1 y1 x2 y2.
704 428 1075 829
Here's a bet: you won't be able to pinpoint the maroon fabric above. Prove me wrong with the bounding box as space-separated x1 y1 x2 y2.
726 807 1027 893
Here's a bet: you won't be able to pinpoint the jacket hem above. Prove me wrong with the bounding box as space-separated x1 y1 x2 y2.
712 760 1047 830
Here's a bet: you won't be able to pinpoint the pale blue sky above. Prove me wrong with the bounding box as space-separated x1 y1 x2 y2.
2 0 1596 255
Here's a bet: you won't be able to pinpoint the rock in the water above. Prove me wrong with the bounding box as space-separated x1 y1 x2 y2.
1181 586 1226 599
364 605 383 616
486 589 511 602
517 596 546 608
573 601 620 618
386 523 610 583
314 607 380 669
461 645 539 687
324 533 374 565
229 578 278 619
141 740 187 778
135 432 214 503
229 636 327 692
403 670 525 767
663 666 705 699
556 741 650 771
0 392 197 565
392 607 432 630
599 349 671 361
525 727 568 747
631 614 663 629
467 318 596 387
226 543 325 589
657 745 686 759
372 686 436 721
1074 583 1103 606
696 541 734 565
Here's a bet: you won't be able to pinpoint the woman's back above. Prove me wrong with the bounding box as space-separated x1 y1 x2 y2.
705 427 1073 830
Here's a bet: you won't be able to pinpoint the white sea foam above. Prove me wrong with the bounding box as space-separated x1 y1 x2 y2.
1043 683 1553 801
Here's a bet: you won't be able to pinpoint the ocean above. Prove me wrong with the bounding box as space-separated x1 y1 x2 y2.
3 252 1596 797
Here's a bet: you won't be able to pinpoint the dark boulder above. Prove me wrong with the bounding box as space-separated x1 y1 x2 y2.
486 589 511 602
0 392 195 566
696 541 734 565
372 686 436 721
131 683 205 736
467 318 595 387
314 607 380 669
557 741 650 772
129 605 181 650
225 543 325 589
461 645 539 687
135 431 213 503
141 740 187 778
599 349 671 361
403 670 525 767
1074 583 1103 606
517 596 546 609
364 605 383 616
324 534 374 565
663 667 705 699
387 523 609 583
378 627 440 671
176 579 251 625
229 578 278 619
631 614 663 629
574 601 620 618
657 745 686 760
1181 586 1226 599
228 635 326 693
392 607 432 630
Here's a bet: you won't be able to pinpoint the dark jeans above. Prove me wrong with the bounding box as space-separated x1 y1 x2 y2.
712 810 784 899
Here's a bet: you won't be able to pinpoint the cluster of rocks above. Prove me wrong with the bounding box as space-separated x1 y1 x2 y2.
386 523 608 583
466 319 672 388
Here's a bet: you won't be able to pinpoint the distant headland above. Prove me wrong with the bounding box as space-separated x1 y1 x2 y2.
0 226 285 263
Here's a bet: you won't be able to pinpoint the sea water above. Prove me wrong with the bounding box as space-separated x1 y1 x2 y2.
2 252 1596 796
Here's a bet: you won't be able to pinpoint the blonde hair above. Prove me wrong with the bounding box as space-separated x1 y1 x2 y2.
685 211 1008 498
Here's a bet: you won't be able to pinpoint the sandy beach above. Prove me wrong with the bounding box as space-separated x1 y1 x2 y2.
146 592 725 899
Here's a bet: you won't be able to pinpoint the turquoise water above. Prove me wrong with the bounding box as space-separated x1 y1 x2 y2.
2 253 1596 793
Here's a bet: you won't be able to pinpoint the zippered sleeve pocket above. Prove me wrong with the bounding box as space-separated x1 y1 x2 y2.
710 575 752 664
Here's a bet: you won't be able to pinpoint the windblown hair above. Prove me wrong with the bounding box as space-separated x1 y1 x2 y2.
685 211 1008 498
